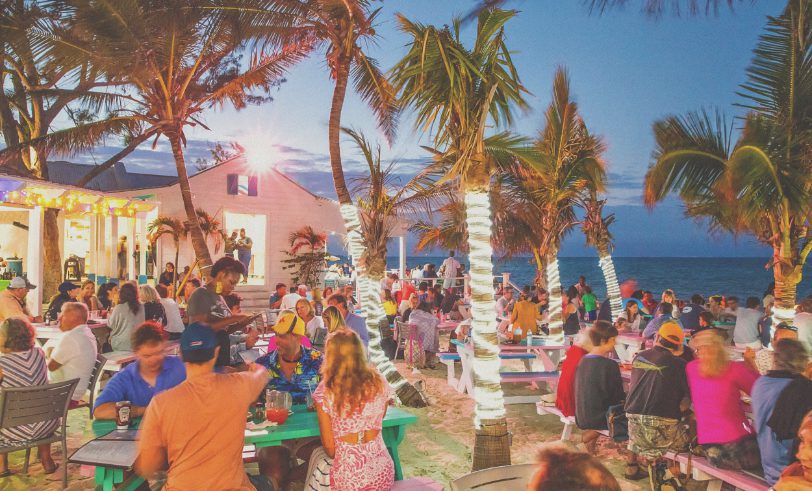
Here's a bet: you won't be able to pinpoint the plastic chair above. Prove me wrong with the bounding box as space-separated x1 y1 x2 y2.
394 317 408 360
0 379 79 489
450 463 537 491
69 354 107 419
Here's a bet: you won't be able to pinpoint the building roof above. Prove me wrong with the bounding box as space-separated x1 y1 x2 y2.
46 161 178 191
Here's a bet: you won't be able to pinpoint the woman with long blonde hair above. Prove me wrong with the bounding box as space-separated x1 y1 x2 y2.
313 329 393 490
321 306 346 334
686 329 760 470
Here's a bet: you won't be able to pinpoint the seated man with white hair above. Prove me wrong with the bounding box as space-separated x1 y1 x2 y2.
47 302 98 404
280 284 307 311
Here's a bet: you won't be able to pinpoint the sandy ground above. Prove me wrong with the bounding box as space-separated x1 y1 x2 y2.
2 357 713 491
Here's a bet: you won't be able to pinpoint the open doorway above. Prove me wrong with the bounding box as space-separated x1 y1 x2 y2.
223 212 266 285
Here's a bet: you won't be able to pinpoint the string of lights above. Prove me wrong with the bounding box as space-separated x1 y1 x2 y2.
599 254 622 322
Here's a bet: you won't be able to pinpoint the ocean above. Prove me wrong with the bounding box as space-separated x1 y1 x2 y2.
371 256 812 302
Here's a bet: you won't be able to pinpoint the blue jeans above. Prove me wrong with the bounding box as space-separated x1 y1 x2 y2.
237 250 251 276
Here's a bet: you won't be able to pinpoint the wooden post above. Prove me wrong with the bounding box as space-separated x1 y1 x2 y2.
109 217 119 282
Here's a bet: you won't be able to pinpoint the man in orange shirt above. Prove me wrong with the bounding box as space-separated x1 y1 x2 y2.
135 322 272 490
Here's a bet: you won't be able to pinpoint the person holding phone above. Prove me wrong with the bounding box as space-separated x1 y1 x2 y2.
187 257 256 372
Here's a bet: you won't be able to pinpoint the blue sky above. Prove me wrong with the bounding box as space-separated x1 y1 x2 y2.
72 0 786 257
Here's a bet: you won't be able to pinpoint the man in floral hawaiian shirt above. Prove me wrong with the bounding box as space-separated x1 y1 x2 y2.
256 312 323 486
256 312 322 403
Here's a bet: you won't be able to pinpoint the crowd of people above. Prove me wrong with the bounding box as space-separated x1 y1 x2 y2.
546 275 812 488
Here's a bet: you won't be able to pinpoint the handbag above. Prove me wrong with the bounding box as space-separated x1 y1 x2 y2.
606 403 628 442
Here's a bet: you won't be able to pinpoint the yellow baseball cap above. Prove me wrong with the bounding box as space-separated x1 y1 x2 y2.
272 312 306 336
658 321 685 345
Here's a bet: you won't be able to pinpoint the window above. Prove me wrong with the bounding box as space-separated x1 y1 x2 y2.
226 174 258 196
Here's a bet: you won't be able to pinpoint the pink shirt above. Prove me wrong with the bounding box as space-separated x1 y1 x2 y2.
686 360 758 445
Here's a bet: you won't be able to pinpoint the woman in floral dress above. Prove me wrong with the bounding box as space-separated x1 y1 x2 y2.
313 329 394 490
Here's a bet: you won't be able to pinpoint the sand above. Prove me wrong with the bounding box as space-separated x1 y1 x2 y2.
3 357 710 490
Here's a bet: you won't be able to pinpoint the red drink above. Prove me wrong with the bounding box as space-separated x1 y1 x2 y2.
266 407 289 424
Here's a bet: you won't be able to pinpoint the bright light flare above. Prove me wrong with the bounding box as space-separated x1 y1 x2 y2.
240 130 277 173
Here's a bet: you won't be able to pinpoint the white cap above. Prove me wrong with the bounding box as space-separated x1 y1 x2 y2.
8 277 35 289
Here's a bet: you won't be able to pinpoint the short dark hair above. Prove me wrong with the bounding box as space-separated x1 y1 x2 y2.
698 311 715 326
418 282 428 292
691 294 704 305
328 293 349 310
727 296 739 303
531 446 620 491
188 278 201 288
210 256 245 278
773 339 808 373
418 301 432 313
155 284 169 298
449 250 455 257
132 321 166 350
588 320 618 347
658 302 673 315
275 283 286 290
746 296 760 309
223 293 242 310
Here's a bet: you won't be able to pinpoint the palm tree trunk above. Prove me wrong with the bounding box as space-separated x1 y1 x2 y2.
42 208 62 298
545 251 563 333
363 253 426 408
167 131 213 273
597 243 622 322
465 184 510 471
772 250 799 326
533 249 547 289
327 60 422 406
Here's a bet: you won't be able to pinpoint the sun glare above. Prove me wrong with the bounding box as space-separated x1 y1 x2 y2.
240 130 277 173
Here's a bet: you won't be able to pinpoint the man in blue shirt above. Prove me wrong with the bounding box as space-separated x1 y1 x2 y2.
255 312 322 403
642 302 683 340
93 322 186 420
752 339 809 485
327 293 369 348
679 294 706 331
268 283 287 309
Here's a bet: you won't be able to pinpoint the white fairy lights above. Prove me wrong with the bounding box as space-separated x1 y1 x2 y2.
464 190 506 425
599 254 622 322
546 258 563 332
339 204 406 392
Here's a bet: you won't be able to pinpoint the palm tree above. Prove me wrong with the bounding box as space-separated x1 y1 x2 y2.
523 67 606 332
346 127 452 407
391 8 533 470
644 1 812 326
289 226 327 255
580 193 622 320
193 208 226 255
26 0 301 274
148 216 187 291
260 0 415 403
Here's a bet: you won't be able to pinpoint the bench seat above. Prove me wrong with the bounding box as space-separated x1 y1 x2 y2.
500 371 558 382
673 454 768 491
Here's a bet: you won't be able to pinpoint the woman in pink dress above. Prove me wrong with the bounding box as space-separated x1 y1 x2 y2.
314 329 394 490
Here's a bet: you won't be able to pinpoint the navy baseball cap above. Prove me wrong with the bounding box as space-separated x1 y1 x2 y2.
180 322 218 363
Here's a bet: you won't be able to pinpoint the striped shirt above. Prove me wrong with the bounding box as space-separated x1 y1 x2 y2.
0 348 58 442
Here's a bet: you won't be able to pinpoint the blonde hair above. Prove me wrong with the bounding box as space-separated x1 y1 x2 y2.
139 284 161 303
322 305 346 333
296 298 314 317
312 288 323 303
321 329 385 417
690 330 729 378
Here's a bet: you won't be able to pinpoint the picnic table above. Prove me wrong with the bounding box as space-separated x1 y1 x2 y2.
81 404 417 491
615 331 646 363
499 337 566 372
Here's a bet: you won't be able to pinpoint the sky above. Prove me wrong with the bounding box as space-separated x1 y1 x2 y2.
68 0 787 257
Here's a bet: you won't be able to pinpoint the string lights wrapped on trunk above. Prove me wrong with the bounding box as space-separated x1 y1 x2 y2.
339 203 407 392
599 254 623 322
545 257 563 333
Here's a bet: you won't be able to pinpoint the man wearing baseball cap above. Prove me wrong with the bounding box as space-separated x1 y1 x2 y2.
255 313 323 490
625 321 692 465
45 281 81 322
136 322 272 490
0 276 38 323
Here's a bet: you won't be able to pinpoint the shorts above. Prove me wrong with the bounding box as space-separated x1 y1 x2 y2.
584 310 597 322
627 413 691 460
701 435 761 471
